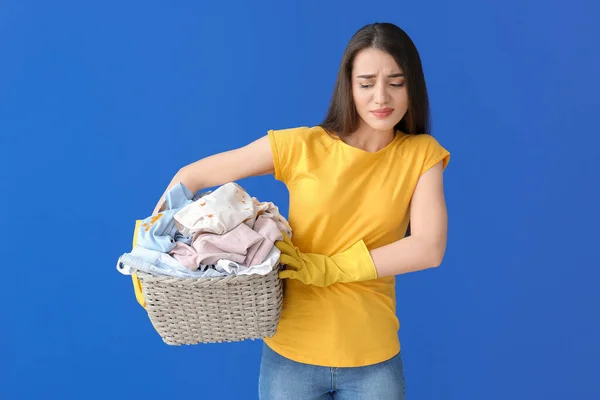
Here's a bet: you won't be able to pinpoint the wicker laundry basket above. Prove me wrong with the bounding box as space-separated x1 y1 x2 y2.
135 266 283 345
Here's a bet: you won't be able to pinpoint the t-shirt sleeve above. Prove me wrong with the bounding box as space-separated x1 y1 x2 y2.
267 126 309 185
416 134 451 176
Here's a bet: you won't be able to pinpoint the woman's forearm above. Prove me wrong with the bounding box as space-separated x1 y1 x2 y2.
370 235 446 278
151 135 275 215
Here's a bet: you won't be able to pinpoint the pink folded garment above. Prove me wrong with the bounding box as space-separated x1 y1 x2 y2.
169 222 264 270
169 184 293 269
245 213 284 266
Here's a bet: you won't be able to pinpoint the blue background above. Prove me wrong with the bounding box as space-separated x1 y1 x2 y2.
1 0 598 399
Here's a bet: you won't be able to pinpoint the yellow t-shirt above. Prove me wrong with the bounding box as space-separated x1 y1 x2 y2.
264 125 450 367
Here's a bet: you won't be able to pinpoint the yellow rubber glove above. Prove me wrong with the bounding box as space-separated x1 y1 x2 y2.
275 232 378 287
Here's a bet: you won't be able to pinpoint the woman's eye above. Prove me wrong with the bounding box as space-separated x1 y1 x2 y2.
359 83 404 88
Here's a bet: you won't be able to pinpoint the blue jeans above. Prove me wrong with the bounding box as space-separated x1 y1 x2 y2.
258 344 406 399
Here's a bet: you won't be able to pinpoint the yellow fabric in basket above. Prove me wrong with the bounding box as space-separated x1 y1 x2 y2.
131 219 146 309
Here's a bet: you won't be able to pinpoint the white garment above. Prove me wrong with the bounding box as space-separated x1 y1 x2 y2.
216 245 281 276
173 182 292 237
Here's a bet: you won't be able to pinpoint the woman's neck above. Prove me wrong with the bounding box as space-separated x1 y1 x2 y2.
342 123 395 153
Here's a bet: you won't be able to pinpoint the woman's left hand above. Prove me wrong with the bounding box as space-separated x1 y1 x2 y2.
274 233 378 287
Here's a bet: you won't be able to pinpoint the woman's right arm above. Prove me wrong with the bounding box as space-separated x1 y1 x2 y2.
151 134 274 215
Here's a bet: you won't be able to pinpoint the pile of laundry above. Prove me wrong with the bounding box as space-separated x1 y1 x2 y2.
116 182 292 279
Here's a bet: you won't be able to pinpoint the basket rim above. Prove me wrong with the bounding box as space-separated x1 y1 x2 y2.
135 264 281 283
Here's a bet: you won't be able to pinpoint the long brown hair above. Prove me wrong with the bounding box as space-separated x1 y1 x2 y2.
321 23 430 137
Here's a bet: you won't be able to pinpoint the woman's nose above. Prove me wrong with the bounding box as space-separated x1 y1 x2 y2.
374 83 390 105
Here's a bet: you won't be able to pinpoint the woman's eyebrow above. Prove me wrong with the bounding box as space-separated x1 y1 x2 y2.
356 73 404 79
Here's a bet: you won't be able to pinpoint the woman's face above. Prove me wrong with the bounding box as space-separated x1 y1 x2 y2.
351 47 409 133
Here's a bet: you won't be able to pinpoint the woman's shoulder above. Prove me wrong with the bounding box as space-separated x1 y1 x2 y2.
269 125 333 146
402 131 442 144
269 125 327 137
397 132 450 170
397 132 448 153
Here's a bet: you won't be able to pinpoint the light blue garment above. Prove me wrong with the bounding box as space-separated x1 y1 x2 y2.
258 344 406 400
117 185 226 278
136 183 201 252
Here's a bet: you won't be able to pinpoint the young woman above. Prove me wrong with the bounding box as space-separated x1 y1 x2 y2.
153 22 450 400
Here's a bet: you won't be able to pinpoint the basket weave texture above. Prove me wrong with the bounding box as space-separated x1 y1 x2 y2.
136 267 283 345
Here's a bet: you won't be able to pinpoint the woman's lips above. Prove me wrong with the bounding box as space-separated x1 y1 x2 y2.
371 108 394 118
